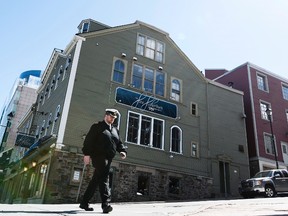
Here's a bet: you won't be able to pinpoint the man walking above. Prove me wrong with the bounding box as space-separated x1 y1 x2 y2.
79 108 127 213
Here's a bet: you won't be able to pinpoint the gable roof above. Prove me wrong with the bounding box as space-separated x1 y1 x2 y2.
78 19 206 81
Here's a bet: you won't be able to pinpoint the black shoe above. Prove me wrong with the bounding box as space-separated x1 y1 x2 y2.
102 205 113 213
79 203 94 211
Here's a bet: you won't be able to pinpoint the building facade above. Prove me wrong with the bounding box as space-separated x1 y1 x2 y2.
206 62 288 176
1 19 249 204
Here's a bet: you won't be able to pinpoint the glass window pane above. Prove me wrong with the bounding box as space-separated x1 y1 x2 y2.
260 102 269 120
113 60 125 83
132 64 143 89
146 38 155 49
153 119 163 149
127 113 139 144
144 68 154 92
155 71 165 96
145 48 155 59
140 117 151 146
282 85 288 100
172 127 180 152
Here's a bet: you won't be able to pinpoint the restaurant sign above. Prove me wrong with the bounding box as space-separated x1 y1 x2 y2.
115 87 177 118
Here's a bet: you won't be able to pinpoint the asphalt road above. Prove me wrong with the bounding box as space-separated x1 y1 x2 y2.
0 197 288 215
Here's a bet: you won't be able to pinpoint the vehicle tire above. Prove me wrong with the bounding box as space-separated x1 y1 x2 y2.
265 186 275 197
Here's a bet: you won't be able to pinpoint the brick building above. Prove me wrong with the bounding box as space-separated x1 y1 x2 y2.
206 62 288 176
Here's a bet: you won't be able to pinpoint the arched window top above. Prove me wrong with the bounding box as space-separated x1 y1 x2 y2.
172 79 180 90
115 59 125 71
112 59 126 84
171 78 181 102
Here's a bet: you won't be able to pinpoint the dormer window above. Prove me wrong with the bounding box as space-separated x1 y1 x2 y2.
81 22 89 33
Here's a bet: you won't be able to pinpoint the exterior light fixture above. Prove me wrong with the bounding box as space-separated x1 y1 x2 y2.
121 53 126 57
132 57 137 61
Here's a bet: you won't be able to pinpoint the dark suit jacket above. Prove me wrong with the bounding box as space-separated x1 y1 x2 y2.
82 120 127 160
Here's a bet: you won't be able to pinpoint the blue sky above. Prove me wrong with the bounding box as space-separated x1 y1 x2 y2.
1 0 288 109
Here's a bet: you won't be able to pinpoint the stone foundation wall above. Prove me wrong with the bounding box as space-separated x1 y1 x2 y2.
45 151 212 203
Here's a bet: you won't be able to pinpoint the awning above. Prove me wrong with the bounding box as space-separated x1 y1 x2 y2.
23 135 56 158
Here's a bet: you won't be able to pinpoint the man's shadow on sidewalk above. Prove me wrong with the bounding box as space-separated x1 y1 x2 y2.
0 210 103 214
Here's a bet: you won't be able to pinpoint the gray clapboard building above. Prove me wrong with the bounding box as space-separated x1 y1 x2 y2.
1 19 249 204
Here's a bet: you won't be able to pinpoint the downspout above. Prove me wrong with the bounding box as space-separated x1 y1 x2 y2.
206 82 211 174
247 64 260 165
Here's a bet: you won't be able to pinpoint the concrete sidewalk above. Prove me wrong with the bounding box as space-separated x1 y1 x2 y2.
0 197 288 215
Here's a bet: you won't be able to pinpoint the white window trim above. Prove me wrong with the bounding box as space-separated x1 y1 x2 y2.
125 111 165 150
170 125 183 154
190 102 198 116
281 82 288 100
259 100 271 120
111 57 127 85
256 72 269 92
170 77 182 102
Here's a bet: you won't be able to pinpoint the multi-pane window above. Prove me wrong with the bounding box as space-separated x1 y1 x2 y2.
191 142 199 158
264 133 276 155
112 59 125 84
257 73 268 91
55 66 63 90
126 111 164 149
282 84 288 100
260 102 270 120
171 79 181 102
40 120 46 136
191 102 198 116
81 22 89 33
54 105 61 122
132 64 165 96
144 67 154 92
47 113 52 128
170 126 182 153
136 34 165 63
62 56 71 81
156 71 165 96
282 143 287 155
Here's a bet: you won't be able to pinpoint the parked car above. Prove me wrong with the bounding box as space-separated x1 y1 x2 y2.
239 169 288 198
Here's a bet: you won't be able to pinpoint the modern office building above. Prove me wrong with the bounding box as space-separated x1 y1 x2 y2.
1 19 249 204
206 62 288 176
0 70 41 196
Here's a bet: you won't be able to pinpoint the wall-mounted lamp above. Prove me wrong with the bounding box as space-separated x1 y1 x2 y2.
23 167 28 172
121 53 126 57
128 83 135 88
32 161 37 167
132 57 137 61
158 66 163 70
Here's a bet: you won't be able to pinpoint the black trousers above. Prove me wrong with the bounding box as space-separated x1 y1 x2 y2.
82 157 112 208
